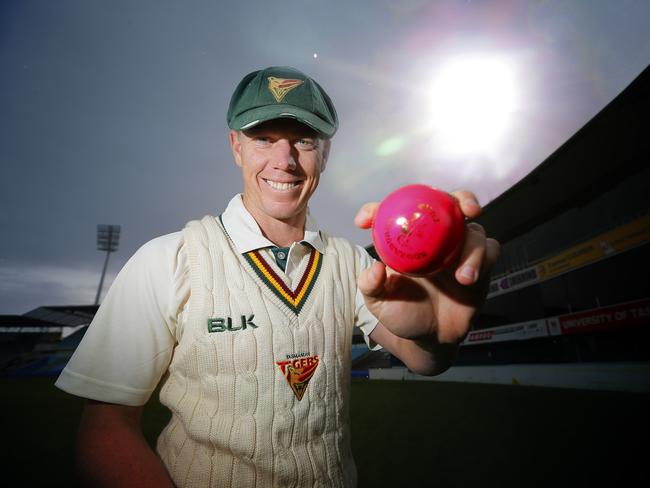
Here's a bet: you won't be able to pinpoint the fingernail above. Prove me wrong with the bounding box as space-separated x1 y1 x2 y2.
460 265 477 282
465 197 479 208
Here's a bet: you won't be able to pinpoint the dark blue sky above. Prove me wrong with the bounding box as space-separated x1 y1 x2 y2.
1 0 649 314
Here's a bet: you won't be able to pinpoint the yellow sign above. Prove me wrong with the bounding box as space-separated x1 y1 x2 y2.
537 214 650 280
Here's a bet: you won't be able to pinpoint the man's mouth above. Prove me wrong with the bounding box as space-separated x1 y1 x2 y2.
264 179 300 191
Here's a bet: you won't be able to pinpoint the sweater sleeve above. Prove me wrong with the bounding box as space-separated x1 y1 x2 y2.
54 232 187 406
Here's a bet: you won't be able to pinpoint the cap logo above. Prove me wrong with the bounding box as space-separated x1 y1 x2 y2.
267 77 304 103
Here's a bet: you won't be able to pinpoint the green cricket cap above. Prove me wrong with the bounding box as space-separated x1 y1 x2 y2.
227 66 338 138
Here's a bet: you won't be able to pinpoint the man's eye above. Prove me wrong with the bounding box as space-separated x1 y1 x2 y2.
254 137 271 146
296 139 317 150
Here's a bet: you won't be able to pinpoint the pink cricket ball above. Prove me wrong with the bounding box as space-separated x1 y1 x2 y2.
371 184 465 276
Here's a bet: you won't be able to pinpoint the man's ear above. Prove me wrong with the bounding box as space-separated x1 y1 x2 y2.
229 130 243 168
320 139 331 173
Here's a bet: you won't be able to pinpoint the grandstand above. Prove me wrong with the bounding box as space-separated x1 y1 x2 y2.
0 305 94 376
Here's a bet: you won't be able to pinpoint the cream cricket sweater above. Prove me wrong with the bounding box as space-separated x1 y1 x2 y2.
156 215 362 488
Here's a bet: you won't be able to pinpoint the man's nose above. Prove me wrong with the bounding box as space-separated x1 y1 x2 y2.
271 139 297 170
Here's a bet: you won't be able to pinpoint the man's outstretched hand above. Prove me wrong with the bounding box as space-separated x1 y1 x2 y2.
355 189 500 352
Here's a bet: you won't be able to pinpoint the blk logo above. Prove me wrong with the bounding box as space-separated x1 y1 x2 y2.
207 315 257 333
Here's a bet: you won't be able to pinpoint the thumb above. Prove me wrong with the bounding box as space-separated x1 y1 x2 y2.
354 202 380 229
357 261 387 300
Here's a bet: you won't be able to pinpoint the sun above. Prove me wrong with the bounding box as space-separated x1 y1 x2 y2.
427 55 517 156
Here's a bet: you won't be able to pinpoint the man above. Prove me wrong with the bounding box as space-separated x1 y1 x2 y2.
56 66 499 487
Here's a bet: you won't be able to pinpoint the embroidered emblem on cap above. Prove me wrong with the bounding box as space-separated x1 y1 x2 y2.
276 353 319 401
268 77 304 103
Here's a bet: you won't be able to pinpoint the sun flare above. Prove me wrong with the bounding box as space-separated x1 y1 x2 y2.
427 56 517 156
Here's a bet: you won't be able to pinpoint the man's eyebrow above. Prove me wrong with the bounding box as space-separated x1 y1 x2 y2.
241 128 267 138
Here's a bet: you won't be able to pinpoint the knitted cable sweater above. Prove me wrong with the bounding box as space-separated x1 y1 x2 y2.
156 215 363 488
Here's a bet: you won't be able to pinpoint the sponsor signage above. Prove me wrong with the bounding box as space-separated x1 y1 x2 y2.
559 298 650 334
487 214 650 299
537 214 650 280
463 319 549 345
464 298 649 345
488 266 539 298
546 317 562 336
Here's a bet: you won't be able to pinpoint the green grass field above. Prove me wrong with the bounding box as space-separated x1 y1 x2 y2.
2 377 648 487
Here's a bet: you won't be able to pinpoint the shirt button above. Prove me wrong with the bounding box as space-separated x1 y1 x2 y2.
277 252 286 260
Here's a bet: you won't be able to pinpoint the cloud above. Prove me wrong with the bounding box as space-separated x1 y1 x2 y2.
0 263 117 314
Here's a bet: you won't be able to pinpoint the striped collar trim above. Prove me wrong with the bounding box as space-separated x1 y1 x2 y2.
244 248 322 314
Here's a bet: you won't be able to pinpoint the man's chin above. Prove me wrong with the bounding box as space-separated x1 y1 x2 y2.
264 205 306 224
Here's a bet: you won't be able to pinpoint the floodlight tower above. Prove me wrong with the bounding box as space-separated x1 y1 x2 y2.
95 224 121 305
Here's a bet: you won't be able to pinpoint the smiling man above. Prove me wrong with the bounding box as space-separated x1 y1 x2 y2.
55 66 499 488
229 118 329 246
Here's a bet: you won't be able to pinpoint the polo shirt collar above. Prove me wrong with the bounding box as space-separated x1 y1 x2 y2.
220 194 326 255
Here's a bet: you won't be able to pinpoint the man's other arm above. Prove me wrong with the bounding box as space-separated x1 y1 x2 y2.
76 400 175 488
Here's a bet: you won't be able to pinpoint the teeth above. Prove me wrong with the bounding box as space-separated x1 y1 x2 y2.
266 180 297 191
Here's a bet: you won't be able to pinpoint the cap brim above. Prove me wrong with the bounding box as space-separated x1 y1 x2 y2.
228 104 336 138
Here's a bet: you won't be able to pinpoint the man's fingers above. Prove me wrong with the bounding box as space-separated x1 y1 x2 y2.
482 238 501 275
358 191 480 228
450 189 482 219
357 261 387 299
354 202 379 229
454 222 487 285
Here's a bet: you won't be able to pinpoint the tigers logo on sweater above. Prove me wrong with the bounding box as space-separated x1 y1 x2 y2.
276 353 319 401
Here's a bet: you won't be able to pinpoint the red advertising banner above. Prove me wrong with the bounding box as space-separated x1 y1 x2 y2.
559 298 650 334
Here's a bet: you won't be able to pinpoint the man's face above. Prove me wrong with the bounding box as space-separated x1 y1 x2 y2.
229 118 331 227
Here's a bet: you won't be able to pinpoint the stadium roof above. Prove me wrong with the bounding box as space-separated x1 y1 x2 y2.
22 305 98 327
0 305 96 339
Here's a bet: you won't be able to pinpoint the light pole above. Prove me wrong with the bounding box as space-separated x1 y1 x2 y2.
95 224 121 305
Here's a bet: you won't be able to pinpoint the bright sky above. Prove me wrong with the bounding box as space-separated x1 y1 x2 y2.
1 0 649 314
